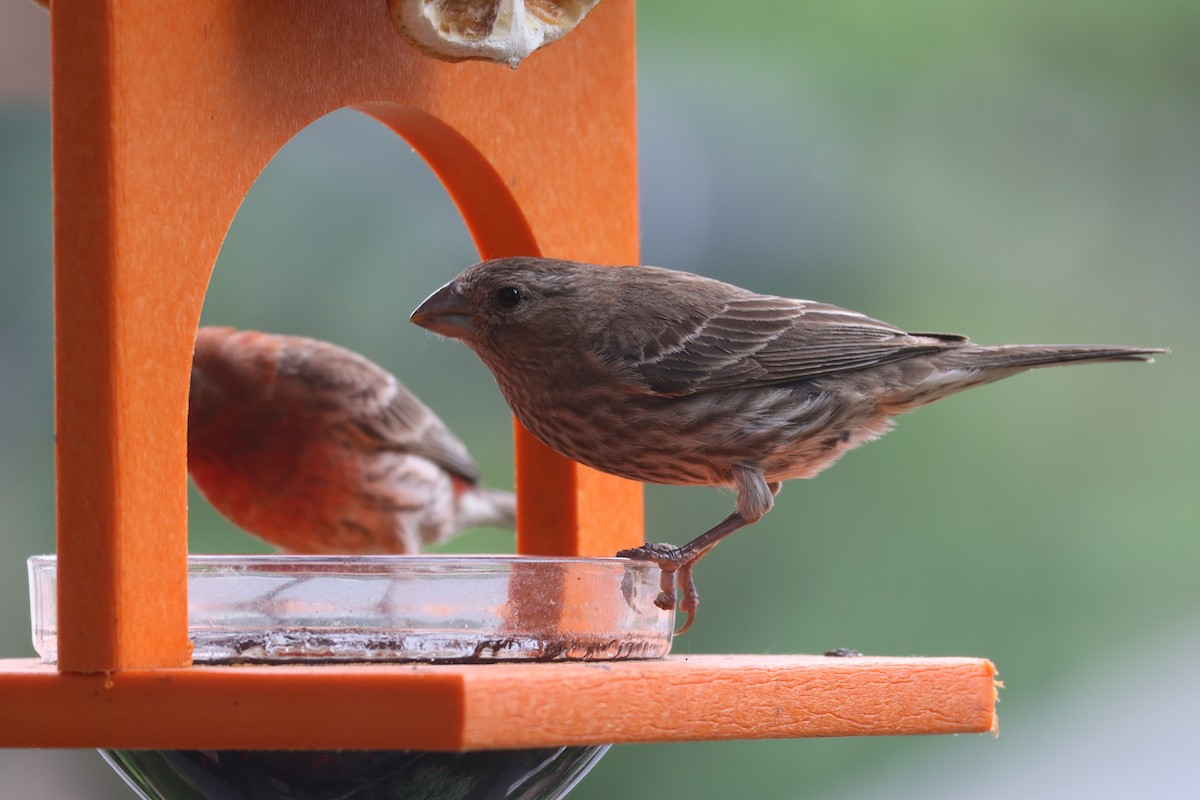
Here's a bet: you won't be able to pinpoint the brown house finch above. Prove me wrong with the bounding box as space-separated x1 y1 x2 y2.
410 257 1165 631
188 326 515 554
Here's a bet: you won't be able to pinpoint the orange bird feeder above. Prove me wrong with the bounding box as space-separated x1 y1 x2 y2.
0 0 996 769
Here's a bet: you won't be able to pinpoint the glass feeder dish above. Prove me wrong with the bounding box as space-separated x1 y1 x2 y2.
29 554 674 664
29 554 674 800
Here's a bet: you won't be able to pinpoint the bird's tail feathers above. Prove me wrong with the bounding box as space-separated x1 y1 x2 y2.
885 343 1166 413
456 486 517 531
945 344 1167 370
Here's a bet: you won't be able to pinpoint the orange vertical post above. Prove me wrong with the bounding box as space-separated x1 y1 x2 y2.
51 0 643 673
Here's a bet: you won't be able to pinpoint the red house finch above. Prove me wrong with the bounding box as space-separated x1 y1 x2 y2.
410 257 1165 631
188 326 515 554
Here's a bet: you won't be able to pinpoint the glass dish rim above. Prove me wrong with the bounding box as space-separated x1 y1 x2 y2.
28 553 652 569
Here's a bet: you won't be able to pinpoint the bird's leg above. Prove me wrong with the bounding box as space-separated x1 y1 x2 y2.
618 467 780 633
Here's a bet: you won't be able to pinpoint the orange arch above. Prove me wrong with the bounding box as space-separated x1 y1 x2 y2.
52 0 642 673
356 103 539 259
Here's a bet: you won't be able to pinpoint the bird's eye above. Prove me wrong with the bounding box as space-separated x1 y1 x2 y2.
496 286 524 308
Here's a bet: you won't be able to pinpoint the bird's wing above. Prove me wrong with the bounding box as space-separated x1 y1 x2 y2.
368 382 483 483
289 339 483 483
624 294 965 396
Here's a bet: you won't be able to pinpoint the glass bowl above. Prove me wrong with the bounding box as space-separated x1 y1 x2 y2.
28 554 674 664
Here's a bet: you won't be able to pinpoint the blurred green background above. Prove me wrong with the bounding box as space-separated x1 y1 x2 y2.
1 0 1197 797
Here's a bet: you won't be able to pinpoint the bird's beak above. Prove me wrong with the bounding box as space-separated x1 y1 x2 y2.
410 280 475 340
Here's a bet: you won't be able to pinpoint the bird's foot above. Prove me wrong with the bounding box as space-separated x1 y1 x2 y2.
617 542 682 608
617 542 700 634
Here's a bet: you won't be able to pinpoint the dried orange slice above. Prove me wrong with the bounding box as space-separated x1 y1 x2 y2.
389 0 602 68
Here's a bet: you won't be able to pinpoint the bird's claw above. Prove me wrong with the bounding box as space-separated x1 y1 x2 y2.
616 542 684 562
617 542 700 635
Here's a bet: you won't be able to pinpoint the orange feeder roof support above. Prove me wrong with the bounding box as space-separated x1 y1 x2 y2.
50 0 642 674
